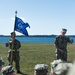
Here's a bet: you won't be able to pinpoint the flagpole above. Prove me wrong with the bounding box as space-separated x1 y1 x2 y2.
15 11 17 19
14 11 17 32
10 11 18 66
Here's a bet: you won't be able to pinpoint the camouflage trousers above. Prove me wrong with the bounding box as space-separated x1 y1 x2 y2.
56 50 67 61
8 50 20 71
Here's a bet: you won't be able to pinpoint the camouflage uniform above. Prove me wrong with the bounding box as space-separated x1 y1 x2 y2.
0 57 5 75
50 59 73 75
34 64 49 75
2 66 15 75
8 38 21 72
54 35 71 61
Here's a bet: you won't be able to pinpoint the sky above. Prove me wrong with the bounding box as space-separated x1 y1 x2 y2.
0 0 75 35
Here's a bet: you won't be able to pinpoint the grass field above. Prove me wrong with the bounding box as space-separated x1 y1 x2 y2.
0 43 75 75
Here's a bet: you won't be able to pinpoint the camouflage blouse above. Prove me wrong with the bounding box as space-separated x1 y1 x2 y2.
9 39 21 50
54 35 71 49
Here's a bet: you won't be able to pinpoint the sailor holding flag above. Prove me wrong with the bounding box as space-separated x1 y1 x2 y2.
6 11 30 75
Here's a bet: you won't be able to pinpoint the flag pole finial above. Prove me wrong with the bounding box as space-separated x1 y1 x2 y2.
14 11 18 32
15 11 18 17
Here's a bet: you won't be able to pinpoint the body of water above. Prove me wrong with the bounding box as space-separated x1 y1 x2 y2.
0 36 75 43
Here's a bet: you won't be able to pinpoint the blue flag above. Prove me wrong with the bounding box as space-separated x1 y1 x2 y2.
14 17 30 36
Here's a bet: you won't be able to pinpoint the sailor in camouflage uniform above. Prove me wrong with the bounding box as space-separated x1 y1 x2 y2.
34 64 49 75
0 57 5 75
6 32 23 74
54 28 73 61
2 66 15 75
50 59 73 75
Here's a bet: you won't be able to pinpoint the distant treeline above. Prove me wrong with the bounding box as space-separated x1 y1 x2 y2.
0 35 75 37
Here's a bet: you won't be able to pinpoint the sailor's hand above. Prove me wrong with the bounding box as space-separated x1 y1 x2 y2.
70 39 73 43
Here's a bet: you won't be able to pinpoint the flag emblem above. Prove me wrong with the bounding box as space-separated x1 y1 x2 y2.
14 17 30 36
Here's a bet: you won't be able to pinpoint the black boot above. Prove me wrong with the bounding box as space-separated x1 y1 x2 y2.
17 70 27 75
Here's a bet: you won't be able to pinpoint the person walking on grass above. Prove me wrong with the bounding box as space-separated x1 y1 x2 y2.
54 28 73 62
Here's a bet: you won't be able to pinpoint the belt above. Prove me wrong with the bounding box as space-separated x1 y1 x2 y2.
9 49 19 52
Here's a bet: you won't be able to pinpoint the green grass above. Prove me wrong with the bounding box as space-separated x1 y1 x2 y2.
0 43 75 75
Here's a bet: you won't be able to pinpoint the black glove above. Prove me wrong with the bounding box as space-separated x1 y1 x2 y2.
6 43 9 47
